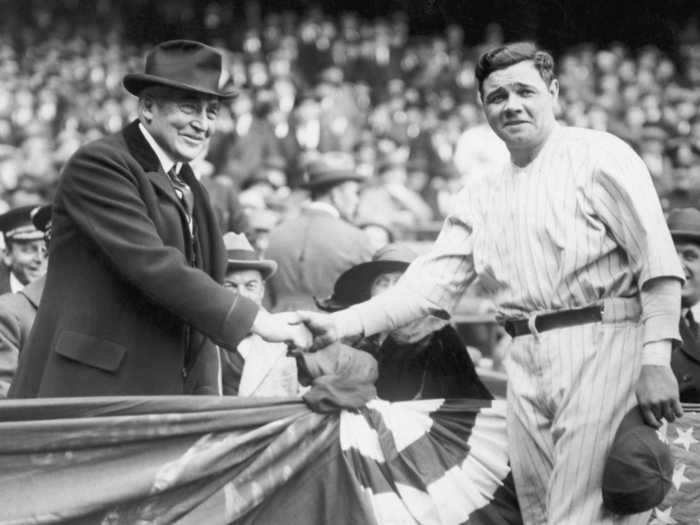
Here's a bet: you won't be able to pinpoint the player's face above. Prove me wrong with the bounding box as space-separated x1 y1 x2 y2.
481 60 558 161
143 92 221 162
676 241 700 308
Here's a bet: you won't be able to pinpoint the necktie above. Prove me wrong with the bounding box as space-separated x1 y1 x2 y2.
168 165 194 217
686 309 699 339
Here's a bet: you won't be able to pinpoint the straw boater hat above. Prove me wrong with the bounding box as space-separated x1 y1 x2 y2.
316 243 418 311
667 207 700 243
222 232 277 280
123 40 237 99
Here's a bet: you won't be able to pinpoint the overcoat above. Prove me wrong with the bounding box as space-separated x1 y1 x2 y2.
10 121 257 397
265 208 373 312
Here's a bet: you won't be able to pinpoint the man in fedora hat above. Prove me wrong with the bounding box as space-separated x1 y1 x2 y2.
219 232 301 397
9 40 310 398
0 204 48 295
0 204 50 397
265 151 373 312
668 207 700 402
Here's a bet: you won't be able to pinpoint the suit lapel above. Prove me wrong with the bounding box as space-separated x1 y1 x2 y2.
122 120 189 217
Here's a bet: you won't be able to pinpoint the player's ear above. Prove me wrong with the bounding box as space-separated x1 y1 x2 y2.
548 78 559 100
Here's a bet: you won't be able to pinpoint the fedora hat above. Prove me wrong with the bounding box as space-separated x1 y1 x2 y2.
602 407 673 515
667 207 700 243
300 152 365 189
123 40 237 99
223 232 277 280
316 243 417 311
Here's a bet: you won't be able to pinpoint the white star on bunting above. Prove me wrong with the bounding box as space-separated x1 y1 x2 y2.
672 426 698 452
671 464 690 490
651 506 677 524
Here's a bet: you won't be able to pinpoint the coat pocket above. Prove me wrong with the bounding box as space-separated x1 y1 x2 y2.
54 330 126 373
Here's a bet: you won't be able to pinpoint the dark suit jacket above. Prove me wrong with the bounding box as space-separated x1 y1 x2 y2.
672 317 700 402
0 276 43 397
9 121 258 398
265 208 373 312
0 265 12 296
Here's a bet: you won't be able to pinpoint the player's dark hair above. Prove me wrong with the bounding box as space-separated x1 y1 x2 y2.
475 42 555 96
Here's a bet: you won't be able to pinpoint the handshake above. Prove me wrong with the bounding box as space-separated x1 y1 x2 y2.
251 309 344 351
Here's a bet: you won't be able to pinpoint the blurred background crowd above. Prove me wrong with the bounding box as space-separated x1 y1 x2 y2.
1 1 700 232
1 1 700 371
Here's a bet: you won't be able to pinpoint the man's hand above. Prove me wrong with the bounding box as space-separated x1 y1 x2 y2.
296 310 341 350
635 364 683 428
251 310 313 351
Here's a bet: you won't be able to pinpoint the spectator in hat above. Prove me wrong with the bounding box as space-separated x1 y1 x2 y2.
9 40 310 399
0 204 50 397
316 243 492 401
668 207 700 402
265 152 373 312
219 232 301 397
0 204 48 295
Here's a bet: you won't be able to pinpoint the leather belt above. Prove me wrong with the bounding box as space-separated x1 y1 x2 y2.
502 305 603 338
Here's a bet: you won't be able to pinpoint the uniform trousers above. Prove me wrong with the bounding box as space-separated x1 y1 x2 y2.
505 297 653 525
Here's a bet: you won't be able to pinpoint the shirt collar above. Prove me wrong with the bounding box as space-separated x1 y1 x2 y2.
139 122 181 175
10 272 24 293
303 201 340 219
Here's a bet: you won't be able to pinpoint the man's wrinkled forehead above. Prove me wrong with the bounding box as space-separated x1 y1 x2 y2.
482 60 548 91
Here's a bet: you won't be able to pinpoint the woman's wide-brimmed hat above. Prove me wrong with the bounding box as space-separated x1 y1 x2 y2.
316 243 418 311
123 40 237 99
223 232 277 280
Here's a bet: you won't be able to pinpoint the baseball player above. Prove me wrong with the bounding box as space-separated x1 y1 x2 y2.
298 42 683 525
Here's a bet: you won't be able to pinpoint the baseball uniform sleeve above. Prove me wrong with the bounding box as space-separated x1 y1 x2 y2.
333 189 478 338
589 136 683 347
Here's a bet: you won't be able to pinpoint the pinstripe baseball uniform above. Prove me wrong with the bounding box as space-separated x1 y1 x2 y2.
333 124 684 524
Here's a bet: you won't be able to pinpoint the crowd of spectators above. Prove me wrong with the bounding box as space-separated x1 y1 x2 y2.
1 4 700 240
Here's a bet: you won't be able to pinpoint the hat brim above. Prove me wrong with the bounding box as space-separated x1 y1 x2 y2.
123 74 238 99
318 260 409 310
300 172 366 189
226 259 278 280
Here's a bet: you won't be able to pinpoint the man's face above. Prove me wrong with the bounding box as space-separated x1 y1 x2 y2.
143 92 221 162
3 239 48 285
224 269 265 306
676 240 700 308
481 60 558 157
330 180 361 221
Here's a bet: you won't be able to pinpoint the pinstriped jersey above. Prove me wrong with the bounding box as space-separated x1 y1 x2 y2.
346 124 684 340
